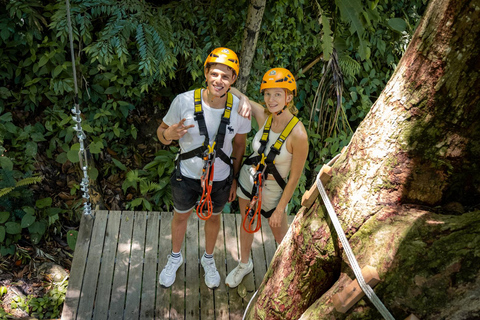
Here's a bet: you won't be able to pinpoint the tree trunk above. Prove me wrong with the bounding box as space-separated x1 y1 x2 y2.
237 0 266 92
248 0 480 319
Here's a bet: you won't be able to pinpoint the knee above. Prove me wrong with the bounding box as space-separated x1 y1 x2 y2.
208 214 221 224
173 210 191 222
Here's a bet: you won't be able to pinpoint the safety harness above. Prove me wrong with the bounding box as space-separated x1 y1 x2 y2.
241 115 299 233
175 88 233 220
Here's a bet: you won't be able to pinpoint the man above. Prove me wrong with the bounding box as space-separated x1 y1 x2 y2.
157 47 250 289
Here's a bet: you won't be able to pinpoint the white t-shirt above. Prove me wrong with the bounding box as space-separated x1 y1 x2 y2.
163 89 251 181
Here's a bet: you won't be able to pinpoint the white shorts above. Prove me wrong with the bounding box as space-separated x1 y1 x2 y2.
236 164 285 214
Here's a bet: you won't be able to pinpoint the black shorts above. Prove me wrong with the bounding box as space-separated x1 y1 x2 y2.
170 170 232 214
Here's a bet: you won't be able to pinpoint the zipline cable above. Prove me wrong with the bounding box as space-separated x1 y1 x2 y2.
316 156 395 320
65 0 92 217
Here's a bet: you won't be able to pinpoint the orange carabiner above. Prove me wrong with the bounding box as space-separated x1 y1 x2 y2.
197 162 214 220
242 174 262 233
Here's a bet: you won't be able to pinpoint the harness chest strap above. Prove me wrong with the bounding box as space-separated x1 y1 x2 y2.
176 89 233 181
239 115 299 201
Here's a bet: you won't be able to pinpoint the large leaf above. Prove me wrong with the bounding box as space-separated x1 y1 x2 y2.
335 0 365 37
5 222 21 234
0 157 13 171
36 197 52 208
0 212 9 224
21 213 35 228
321 15 333 60
0 226 5 242
67 230 78 251
388 18 407 32
28 221 47 236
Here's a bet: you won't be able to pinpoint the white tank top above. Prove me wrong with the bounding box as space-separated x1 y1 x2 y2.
251 119 293 179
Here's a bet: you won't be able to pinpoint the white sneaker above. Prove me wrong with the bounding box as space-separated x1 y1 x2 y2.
201 255 220 289
159 254 183 287
225 259 253 288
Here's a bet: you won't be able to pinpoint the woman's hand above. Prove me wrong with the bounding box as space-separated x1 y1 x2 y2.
268 207 284 228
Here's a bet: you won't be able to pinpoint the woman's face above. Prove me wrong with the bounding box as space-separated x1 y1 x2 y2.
263 88 293 113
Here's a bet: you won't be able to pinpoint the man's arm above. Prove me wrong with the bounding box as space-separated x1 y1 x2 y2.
229 133 247 202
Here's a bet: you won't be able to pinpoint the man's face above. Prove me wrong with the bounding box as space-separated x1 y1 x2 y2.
205 63 236 97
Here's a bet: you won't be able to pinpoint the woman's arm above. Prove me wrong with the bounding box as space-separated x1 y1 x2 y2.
268 122 309 228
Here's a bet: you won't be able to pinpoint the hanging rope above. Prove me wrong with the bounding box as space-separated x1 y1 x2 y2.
316 157 395 319
65 0 92 217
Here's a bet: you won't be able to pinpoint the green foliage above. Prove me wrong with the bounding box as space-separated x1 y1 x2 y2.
0 169 65 255
66 229 78 251
0 307 10 320
10 279 67 319
123 148 177 211
0 0 427 219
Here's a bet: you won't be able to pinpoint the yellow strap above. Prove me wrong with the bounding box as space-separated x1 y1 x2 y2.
272 116 299 151
224 92 233 119
194 88 202 113
261 115 273 143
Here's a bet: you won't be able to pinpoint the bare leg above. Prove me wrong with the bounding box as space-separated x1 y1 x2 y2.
204 214 221 255
269 210 288 244
238 197 255 264
171 209 192 252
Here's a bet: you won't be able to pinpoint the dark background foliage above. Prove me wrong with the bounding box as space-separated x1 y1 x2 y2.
0 0 427 256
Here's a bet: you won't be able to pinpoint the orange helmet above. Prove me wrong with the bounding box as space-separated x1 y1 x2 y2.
204 47 240 78
260 68 297 96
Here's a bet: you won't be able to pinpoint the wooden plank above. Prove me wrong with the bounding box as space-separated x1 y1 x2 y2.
139 212 160 320
124 211 147 319
156 212 173 319
108 211 135 318
332 266 381 313
92 211 122 320
170 214 186 319
76 211 108 319
223 213 244 320
261 220 277 269
214 214 228 320
236 214 255 305
184 213 200 319
61 212 94 320
301 165 332 208
251 221 267 289
199 217 214 320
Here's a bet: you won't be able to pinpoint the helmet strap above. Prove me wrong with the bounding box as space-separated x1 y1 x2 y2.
220 88 230 99
275 105 287 116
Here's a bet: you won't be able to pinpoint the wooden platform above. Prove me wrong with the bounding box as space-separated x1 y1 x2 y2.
61 210 293 320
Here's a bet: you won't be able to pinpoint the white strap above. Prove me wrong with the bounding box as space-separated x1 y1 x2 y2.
316 170 395 319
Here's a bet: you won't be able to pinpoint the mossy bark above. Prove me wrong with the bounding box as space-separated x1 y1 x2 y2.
248 0 480 319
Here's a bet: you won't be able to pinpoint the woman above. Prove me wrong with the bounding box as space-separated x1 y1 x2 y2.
226 68 309 288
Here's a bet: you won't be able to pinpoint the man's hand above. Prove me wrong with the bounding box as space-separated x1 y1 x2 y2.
165 118 195 140
228 179 237 202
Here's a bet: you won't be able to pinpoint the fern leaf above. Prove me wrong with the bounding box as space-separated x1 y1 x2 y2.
0 187 15 198
15 176 43 187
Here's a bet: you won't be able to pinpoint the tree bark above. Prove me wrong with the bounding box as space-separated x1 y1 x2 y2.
248 0 480 319
236 0 266 93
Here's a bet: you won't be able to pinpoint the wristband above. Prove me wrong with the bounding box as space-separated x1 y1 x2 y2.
162 130 172 142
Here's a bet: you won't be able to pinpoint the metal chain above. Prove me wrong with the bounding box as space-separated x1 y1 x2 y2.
66 0 92 217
